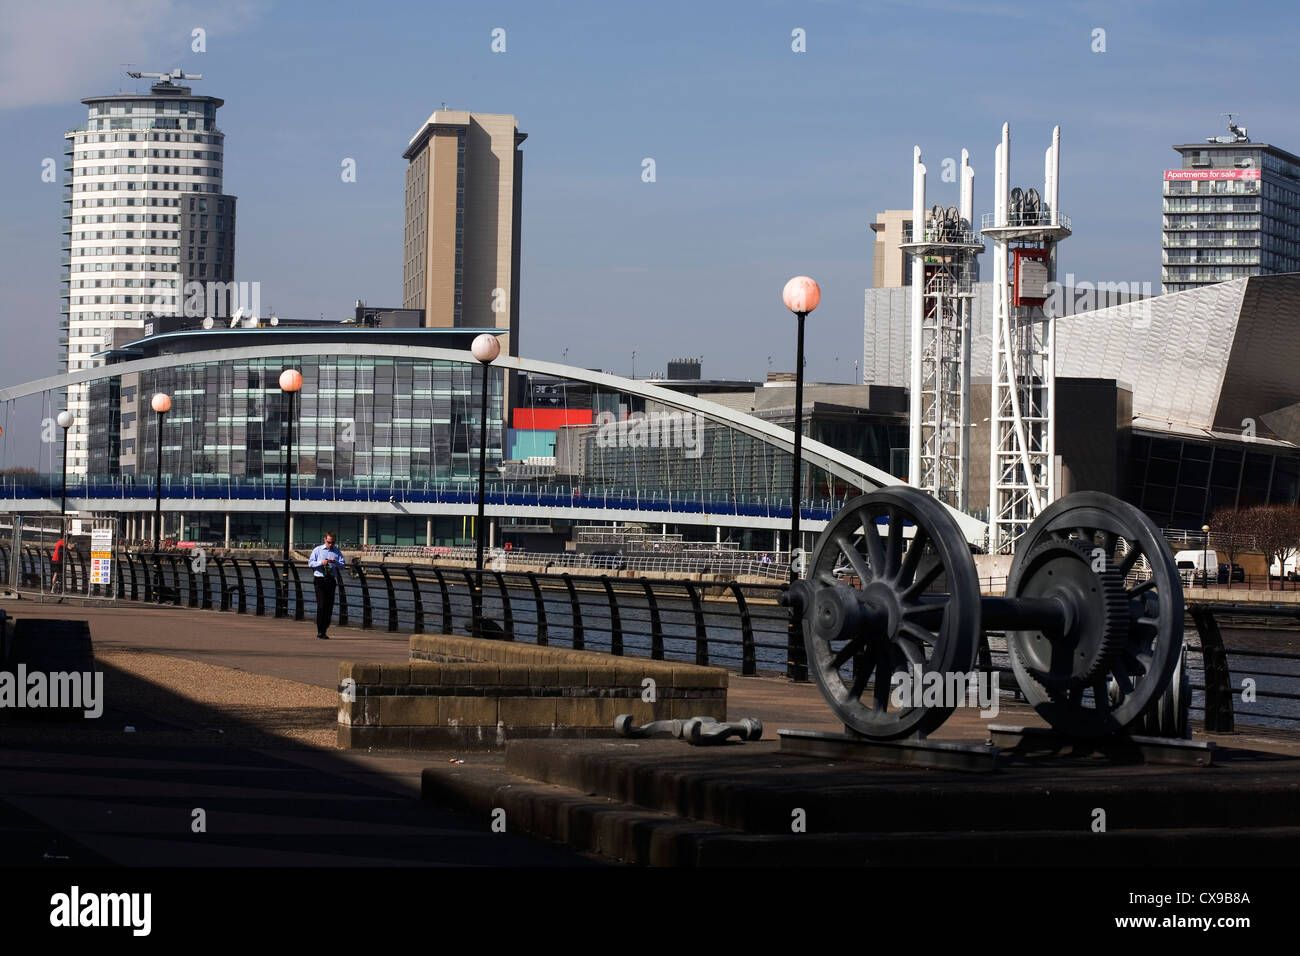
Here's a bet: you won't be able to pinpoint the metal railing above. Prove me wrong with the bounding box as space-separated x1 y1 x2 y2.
1188 604 1300 732
5 543 1297 730
356 545 791 582
0 544 804 679
980 211 1071 231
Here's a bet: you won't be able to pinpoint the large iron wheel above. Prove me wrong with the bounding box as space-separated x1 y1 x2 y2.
1005 492 1183 738
803 486 981 740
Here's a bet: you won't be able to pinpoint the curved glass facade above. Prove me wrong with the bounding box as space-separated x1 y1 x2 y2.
88 354 503 483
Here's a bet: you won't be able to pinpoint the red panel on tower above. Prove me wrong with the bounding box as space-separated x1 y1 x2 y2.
1013 248 1050 307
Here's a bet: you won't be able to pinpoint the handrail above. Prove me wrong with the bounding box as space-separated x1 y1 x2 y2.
24 552 1299 726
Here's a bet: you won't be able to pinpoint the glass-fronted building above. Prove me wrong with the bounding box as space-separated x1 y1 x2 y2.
1126 430 1300 530
87 326 502 485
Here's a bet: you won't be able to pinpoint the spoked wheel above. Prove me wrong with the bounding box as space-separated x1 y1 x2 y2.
801 486 981 740
1005 492 1183 738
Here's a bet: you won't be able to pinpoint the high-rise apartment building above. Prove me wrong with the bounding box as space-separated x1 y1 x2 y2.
401 110 525 355
869 210 913 288
1162 121 1300 294
63 69 237 474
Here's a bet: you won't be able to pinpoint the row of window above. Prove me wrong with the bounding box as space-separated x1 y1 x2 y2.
73 182 222 194
74 148 221 161
73 197 184 208
1163 216 1261 231
74 215 178 224
70 262 179 273
1163 252 1260 265
92 100 216 115
1164 179 1259 196
74 174 220 191
1163 198 1260 214
87 117 216 132
72 295 182 305
1160 265 1261 281
70 197 228 215
75 165 220 177
74 230 179 240
71 282 175 294
1261 152 1300 179
1163 234 1260 248
71 312 158 321
72 131 221 145
72 247 181 257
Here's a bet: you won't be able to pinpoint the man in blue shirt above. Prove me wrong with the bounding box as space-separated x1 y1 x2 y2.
308 531 345 639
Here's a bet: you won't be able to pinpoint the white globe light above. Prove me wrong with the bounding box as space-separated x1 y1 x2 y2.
471 333 501 363
151 393 172 414
56 411 74 429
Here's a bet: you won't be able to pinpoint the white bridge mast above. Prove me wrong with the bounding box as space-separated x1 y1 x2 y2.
902 146 981 511
981 124 1071 553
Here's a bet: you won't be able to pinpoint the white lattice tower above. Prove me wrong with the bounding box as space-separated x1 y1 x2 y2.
981 124 1071 553
903 146 980 511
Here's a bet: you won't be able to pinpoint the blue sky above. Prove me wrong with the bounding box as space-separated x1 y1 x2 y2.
1 0 1296 406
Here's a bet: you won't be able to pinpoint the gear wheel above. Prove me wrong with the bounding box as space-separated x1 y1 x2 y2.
1006 537 1129 691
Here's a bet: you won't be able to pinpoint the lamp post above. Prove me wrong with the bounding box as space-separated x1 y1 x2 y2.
782 276 820 582
149 394 170 551
1202 523 1211 589
279 369 303 563
56 411 74 518
471 333 501 638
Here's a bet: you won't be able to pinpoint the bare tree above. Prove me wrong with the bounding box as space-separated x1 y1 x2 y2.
1248 505 1300 586
1209 507 1253 588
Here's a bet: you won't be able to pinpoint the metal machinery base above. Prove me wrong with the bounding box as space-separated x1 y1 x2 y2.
987 724 1216 767
778 727 1001 773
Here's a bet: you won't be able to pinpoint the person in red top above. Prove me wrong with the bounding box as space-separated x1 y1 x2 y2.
51 536 66 593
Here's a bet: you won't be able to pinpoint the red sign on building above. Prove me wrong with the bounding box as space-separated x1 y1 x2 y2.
512 408 594 429
1164 168 1260 181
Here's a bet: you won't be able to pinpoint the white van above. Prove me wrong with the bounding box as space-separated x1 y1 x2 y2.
1269 555 1300 581
1174 549 1218 587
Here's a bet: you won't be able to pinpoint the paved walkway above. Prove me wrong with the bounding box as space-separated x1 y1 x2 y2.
0 598 584 866
10 596 1300 752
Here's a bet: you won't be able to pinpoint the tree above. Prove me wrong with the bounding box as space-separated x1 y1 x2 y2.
1246 505 1300 586
1209 507 1254 588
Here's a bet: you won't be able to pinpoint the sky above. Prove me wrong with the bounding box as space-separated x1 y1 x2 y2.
1 0 1297 418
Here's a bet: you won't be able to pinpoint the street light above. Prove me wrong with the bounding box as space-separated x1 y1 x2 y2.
471 333 501 638
782 275 821 582
279 369 303 563
1202 523 1211 589
56 410 74 517
149 394 170 551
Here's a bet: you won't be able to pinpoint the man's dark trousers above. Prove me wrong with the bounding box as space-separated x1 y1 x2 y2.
314 574 337 636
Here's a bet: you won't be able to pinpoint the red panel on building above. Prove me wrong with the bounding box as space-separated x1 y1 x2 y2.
513 408 594 429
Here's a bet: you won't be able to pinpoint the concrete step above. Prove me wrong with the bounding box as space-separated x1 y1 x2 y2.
420 760 1300 865
498 738 1300 835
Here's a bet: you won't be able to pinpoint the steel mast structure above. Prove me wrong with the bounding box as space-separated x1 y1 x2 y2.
981 124 1071 553
901 146 982 511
